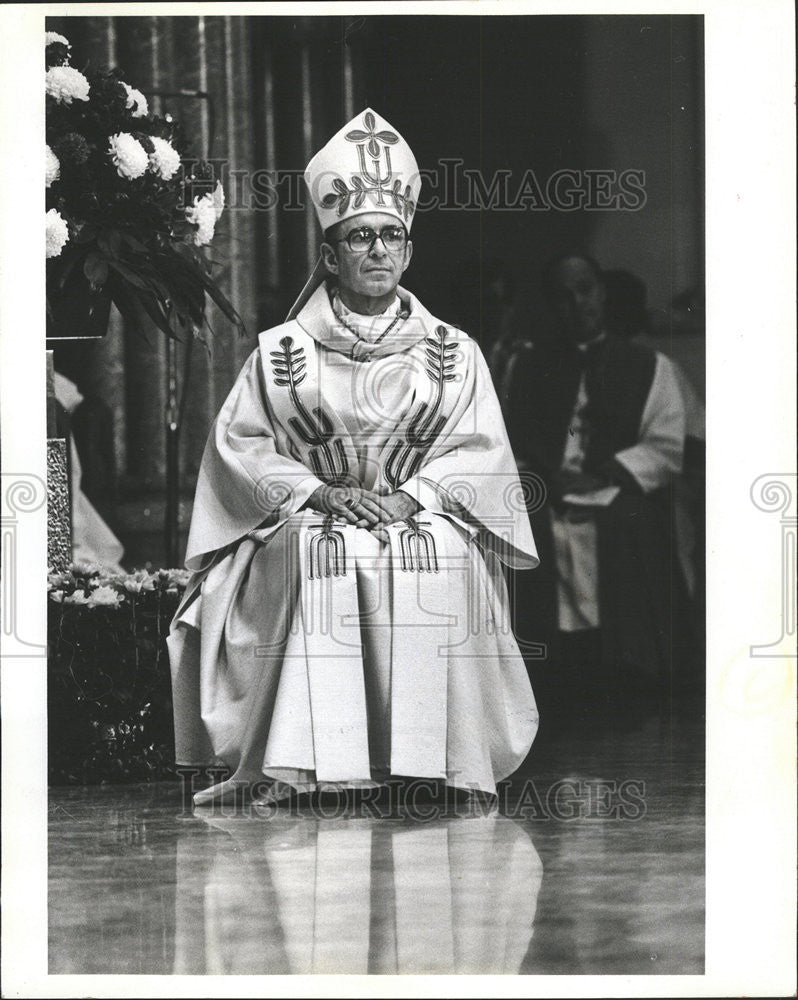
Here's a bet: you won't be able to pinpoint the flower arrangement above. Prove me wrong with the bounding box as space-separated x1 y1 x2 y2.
45 31 242 342
48 561 191 784
48 561 191 605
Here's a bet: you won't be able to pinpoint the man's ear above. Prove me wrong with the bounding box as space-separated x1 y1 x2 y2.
320 242 339 275
401 240 413 273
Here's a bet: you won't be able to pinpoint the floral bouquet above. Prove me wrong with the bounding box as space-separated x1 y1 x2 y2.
47 561 191 606
47 561 191 783
45 31 243 342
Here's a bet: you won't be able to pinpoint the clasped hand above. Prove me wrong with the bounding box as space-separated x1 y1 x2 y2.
305 485 420 542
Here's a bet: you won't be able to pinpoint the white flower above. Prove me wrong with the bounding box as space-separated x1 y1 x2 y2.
108 132 149 180
46 145 61 187
185 192 216 246
148 136 181 180
45 65 89 104
212 180 225 220
49 589 65 603
122 569 156 594
45 31 71 49
121 82 148 119
158 567 191 588
63 591 90 605
46 208 69 258
71 560 107 575
86 585 123 608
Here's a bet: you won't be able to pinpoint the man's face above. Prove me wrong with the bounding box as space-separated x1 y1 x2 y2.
548 257 606 344
322 212 413 302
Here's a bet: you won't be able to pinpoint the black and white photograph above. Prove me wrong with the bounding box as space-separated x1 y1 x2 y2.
0 2 795 997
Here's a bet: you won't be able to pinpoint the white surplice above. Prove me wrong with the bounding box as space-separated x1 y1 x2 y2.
167 282 539 801
552 350 686 631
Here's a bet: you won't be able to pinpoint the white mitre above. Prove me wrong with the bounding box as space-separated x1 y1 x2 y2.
286 109 422 320
304 107 421 234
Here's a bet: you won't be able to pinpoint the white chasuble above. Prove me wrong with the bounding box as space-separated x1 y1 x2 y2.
167 281 540 801
385 518 451 779
295 519 370 782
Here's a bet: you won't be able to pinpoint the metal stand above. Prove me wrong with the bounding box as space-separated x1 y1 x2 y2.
164 337 180 569
147 87 214 571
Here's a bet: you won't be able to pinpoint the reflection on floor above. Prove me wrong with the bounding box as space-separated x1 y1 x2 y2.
49 695 704 975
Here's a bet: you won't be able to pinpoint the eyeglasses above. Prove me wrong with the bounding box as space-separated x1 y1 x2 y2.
335 225 408 254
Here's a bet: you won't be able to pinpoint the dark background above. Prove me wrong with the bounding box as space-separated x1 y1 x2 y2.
47 14 704 567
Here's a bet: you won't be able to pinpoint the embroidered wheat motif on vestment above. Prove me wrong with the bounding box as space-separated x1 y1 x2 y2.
270 336 350 485
384 326 459 490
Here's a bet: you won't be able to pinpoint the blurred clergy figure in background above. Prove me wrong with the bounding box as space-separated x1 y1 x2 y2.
168 109 540 806
506 253 693 707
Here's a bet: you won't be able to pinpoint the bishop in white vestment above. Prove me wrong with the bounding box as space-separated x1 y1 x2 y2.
167 110 539 804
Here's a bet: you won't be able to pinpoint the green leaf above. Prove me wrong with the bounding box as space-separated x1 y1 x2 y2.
200 277 244 330
107 282 140 328
51 249 87 292
83 253 109 289
119 232 149 254
136 291 181 340
106 259 152 291
73 225 98 245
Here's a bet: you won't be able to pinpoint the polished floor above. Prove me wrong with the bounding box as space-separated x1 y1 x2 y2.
48 694 705 976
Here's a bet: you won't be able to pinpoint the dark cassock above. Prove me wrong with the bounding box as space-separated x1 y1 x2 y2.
167 109 540 805
506 310 692 690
